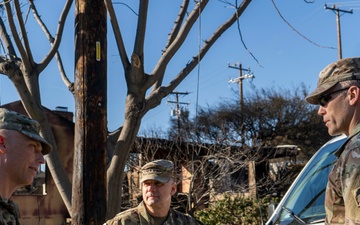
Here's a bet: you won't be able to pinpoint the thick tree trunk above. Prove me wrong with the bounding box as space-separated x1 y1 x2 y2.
106 93 143 219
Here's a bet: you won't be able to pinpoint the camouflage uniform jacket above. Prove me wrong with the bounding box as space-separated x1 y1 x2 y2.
0 196 20 225
325 123 360 225
104 201 201 225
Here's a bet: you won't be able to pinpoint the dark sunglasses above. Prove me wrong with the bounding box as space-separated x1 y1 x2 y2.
318 87 350 107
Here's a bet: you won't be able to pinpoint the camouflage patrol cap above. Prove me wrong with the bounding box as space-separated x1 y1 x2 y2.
140 159 174 183
305 57 360 104
0 108 52 154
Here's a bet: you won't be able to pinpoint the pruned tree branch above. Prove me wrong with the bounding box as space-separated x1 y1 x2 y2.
30 0 73 73
164 0 190 51
145 0 252 111
14 0 34 68
28 0 73 92
4 1 29 70
0 17 16 60
105 0 130 70
149 0 209 89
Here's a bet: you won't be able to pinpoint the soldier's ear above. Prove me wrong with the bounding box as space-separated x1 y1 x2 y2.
170 182 177 195
0 135 6 154
348 86 360 106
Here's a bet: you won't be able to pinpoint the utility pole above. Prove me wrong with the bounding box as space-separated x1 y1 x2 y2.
325 4 353 60
228 63 254 146
73 0 107 224
228 63 254 111
167 92 189 141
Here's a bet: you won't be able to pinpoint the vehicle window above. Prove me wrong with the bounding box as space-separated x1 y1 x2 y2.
275 137 345 225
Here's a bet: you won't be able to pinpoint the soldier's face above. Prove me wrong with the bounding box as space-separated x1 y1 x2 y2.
142 179 176 212
0 131 45 190
318 86 354 136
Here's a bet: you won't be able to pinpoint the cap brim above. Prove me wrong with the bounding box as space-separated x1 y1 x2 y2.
140 175 170 183
22 130 52 155
305 82 338 105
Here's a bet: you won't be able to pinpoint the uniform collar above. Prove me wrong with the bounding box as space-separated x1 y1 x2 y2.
334 123 360 157
138 201 171 225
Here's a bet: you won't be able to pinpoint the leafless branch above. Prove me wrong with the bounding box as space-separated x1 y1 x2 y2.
145 0 251 111
149 0 208 89
164 0 190 51
14 0 34 68
30 0 73 73
0 16 16 59
4 1 30 70
28 0 74 92
105 0 130 70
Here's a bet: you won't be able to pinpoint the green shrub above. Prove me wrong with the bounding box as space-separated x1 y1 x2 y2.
195 194 277 225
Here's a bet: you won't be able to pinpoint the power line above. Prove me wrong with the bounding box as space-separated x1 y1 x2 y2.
271 0 336 49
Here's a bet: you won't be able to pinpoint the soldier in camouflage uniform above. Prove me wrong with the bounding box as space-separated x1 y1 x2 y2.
0 108 52 225
105 159 202 225
306 57 360 224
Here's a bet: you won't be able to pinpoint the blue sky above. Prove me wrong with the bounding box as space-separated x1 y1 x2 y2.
1 0 360 134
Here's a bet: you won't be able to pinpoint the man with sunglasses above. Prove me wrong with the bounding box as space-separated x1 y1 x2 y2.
306 57 360 225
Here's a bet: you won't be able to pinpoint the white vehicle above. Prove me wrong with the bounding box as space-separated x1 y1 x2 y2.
266 134 347 225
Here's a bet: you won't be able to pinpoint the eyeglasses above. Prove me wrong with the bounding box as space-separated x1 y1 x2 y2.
318 87 350 107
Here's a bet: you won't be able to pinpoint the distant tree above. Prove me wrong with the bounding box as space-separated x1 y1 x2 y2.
168 83 329 160
125 137 254 215
123 132 302 217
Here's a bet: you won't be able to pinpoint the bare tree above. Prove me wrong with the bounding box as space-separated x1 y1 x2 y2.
104 0 253 218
